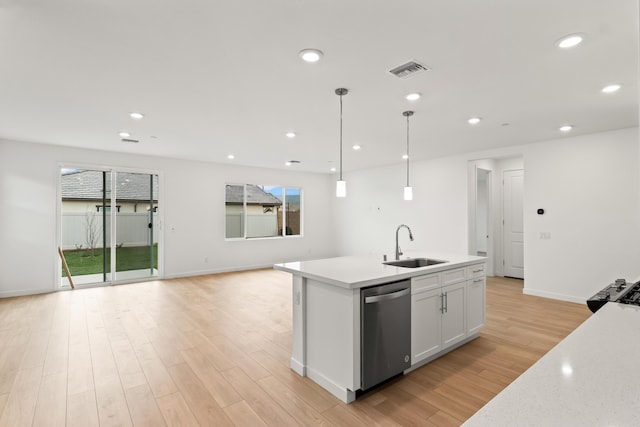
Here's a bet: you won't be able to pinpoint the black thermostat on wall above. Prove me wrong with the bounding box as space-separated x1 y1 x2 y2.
537 208 544 215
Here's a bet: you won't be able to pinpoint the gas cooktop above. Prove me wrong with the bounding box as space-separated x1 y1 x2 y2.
587 279 640 313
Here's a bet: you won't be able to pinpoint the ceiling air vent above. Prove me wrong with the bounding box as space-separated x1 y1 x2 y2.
388 60 430 80
121 138 139 143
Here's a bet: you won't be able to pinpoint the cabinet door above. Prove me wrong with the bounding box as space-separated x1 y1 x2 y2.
411 288 442 364
441 282 466 349
467 277 485 335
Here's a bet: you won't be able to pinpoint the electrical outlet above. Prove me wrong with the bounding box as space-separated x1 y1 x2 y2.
539 232 551 240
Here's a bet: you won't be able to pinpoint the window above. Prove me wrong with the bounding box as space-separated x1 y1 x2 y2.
225 184 302 239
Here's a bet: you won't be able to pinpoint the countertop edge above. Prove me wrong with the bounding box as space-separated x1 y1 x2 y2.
274 254 486 289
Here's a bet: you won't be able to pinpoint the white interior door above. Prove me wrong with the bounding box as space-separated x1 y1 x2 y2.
503 169 524 279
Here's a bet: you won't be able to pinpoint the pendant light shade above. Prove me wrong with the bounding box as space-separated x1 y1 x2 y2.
403 186 413 200
403 111 414 200
335 88 349 198
336 180 347 198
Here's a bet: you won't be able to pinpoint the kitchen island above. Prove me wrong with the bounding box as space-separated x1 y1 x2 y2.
274 253 486 403
463 302 640 426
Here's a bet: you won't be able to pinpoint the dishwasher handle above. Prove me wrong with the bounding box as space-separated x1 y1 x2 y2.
364 287 410 304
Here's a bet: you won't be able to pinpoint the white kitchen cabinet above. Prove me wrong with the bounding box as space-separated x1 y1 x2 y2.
466 265 486 335
411 287 443 363
411 270 467 365
441 281 467 348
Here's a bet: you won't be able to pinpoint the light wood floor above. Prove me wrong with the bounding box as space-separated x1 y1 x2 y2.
0 271 591 426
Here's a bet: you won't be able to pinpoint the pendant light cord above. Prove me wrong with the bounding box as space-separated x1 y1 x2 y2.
339 93 343 181
406 113 410 186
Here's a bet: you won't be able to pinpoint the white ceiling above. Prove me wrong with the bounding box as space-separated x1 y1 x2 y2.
0 0 637 173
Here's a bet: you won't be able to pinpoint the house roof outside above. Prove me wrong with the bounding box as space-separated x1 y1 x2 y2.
61 170 158 202
226 184 283 206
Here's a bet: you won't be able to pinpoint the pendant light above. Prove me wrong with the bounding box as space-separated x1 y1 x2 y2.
335 88 348 198
403 111 414 200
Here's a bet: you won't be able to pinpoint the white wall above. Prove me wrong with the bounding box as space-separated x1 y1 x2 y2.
0 139 336 297
522 127 640 302
332 155 469 257
2 127 639 301
333 127 640 303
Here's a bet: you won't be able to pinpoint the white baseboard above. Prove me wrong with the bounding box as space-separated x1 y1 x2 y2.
0 287 54 298
290 357 306 376
523 287 586 304
306 366 356 404
163 263 275 280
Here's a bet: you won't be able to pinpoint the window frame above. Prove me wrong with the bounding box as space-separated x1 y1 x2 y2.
224 183 303 240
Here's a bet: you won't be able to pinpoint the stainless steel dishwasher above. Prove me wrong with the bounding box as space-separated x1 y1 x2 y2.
361 279 411 390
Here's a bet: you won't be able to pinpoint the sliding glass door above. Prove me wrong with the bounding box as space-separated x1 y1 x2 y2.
59 168 159 287
114 172 158 281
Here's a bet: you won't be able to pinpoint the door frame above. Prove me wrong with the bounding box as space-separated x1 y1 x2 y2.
56 162 164 289
502 168 525 279
468 157 524 278
467 165 494 275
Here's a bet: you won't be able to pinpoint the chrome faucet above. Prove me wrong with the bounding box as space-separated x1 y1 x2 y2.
395 224 414 260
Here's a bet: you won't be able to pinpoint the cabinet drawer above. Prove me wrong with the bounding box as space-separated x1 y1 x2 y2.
412 273 441 294
442 268 466 285
467 264 485 278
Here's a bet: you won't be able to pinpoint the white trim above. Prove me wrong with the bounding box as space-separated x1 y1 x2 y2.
290 357 306 376
306 366 356 403
55 164 64 290
0 287 55 299
522 288 586 304
162 263 277 280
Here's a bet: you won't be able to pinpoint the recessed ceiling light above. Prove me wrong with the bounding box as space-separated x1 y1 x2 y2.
406 93 421 101
402 154 409 160
129 112 144 120
330 167 337 172
468 117 481 125
227 154 235 159
119 131 130 138
285 161 292 166
557 34 583 49
602 84 621 94
299 49 323 63
352 145 361 150
559 125 574 132
286 132 296 138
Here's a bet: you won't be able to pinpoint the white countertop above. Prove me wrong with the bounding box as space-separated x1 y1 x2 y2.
463 302 640 427
274 252 485 289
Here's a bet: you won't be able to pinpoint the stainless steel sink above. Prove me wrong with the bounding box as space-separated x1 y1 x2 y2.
383 258 447 268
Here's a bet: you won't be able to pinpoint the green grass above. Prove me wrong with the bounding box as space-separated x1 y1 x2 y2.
62 245 158 277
